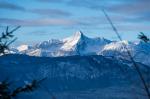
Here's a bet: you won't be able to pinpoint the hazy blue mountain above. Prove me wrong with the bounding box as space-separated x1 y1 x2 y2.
0 54 149 99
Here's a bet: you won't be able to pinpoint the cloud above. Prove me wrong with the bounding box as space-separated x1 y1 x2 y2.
115 24 150 31
0 18 77 26
30 9 72 17
66 0 150 22
66 0 150 13
28 30 55 36
36 0 64 3
0 16 113 28
66 1 146 24
105 0 150 23
0 1 72 17
30 30 48 35
0 0 149 30
66 0 126 10
0 1 26 11
107 0 150 14
67 0 103 9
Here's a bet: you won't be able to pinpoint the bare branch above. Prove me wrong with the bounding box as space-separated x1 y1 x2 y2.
102 9 150 99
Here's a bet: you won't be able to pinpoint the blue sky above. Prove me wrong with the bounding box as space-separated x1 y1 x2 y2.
0 0 150 45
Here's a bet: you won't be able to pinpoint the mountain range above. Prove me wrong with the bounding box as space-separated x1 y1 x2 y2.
1 31 150 99
10 31 150 66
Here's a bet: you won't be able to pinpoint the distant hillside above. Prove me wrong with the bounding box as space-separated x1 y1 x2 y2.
0 54 149 99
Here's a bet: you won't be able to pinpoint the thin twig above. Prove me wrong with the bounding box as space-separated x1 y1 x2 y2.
102 9 150 99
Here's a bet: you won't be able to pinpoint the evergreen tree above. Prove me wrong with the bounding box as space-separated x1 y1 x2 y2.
0 26 44 99
0 26 20 55
138 32 150 43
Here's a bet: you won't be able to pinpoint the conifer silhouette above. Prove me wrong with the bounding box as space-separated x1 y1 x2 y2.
0 26 20 54
0 26 45 99
138 32 150 43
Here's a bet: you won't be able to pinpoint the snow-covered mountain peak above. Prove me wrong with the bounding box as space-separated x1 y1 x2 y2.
61 31 88 51
37 39 62 49
100 40 132 53
73 30 84 39
9 31 150 66
17 44 30 52
120 40 129 44
63 31 87 42
11 31 112 57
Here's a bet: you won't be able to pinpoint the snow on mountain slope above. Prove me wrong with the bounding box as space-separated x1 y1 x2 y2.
61 31 111 55
17 44 31 52
62 31 84 51
99 41 134 56
15 31 111 57
99 41 150 66
0 54 149 99
10 31 150 66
